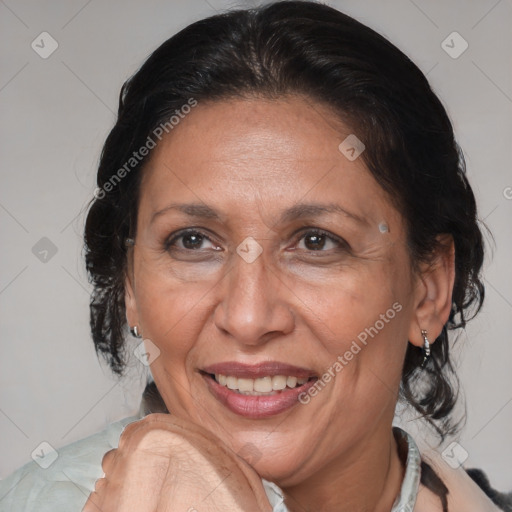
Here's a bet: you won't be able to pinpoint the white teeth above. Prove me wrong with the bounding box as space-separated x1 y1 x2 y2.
272 375 287 390
286 376 297 388
254 376 273 393
226 376 238 390
213 374 310 393
237 378 254 392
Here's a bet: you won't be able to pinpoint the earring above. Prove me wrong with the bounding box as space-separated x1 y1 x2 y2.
125 238 135 247
130 326 141 338
420 329 431 368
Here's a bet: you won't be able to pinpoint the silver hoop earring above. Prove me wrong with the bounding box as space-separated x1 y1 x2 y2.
421 329 431 368
130 326 141 338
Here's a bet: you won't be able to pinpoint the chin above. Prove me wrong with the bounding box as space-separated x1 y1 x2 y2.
240 444 312 486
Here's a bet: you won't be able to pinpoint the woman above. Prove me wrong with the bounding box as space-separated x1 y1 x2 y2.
0 1 504 511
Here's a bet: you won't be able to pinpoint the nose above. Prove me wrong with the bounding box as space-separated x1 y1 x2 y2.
213 252 295 346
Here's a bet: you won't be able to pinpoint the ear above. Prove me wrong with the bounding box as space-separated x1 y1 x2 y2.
408 235 455 347
125 253 139 330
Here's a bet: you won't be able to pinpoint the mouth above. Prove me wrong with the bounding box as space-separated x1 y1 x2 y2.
212 373 310 394
200 362 318 418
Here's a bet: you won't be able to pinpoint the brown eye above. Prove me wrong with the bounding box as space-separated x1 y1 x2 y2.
302 233 328 250
181 232 206 249
165 229 220 252
296 230 343 252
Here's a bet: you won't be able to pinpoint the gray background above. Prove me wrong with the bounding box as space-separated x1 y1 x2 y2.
1 0 511 492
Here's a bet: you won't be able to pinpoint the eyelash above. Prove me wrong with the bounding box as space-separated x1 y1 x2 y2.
164 228 350 255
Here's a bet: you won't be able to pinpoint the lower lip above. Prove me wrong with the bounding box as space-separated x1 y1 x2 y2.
203 374 317 419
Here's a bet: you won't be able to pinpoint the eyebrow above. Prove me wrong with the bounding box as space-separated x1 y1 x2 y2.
279 203 367 225
151 203 223 224
151 202 367 225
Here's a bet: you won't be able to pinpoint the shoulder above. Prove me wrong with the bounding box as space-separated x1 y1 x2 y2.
415 447 503 512
0 415 139 512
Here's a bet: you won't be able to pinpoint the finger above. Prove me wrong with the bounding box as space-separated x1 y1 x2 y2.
81 475 108 512
99 450 167 511
82 489 105 512
94 476 107 494
101 448 116 474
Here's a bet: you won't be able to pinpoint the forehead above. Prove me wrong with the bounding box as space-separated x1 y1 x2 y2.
139 96 399 229
149 95 348 166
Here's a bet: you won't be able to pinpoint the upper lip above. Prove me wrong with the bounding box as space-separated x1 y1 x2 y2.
201 361 317 379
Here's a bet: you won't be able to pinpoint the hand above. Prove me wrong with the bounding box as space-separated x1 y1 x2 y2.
82 413 272 512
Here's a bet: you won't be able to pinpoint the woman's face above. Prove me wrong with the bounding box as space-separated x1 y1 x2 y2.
126 96 425 485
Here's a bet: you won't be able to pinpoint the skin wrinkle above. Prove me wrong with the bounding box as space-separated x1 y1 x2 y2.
123 96 454 512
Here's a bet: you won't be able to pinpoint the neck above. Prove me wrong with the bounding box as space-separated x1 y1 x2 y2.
282 425 405 512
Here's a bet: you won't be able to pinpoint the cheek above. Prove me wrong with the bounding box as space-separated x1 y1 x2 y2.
133 268 212 413
296 260 408 340
297 257 411 391
133 261 213 358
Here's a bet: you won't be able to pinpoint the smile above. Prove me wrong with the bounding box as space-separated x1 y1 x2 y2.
201 362 318 418
214 374 309 394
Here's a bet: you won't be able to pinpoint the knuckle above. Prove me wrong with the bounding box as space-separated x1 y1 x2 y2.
101 449 116 472
94 476 107 492
140 412 172 423
117 414 181 453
